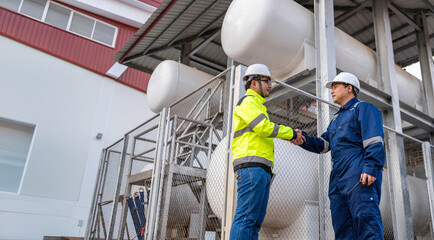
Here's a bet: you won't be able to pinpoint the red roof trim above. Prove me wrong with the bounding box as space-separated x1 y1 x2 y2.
138 0 164 8
0 6 151 93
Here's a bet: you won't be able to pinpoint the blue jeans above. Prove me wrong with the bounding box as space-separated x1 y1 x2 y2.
230 167 271 240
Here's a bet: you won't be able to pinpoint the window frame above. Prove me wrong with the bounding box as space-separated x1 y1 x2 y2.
10 0 118 48
0 117 36 194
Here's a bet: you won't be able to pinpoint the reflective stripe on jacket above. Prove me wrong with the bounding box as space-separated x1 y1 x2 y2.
232 89 296 172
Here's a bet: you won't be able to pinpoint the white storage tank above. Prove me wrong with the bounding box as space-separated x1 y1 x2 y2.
206 138 430 237
146 60 216 113
207 138 319 231
221 0 423 109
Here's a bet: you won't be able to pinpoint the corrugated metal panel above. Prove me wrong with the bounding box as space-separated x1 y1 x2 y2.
114 0 232 76
116 0 432 80
391 0 432 9
0 6 151 93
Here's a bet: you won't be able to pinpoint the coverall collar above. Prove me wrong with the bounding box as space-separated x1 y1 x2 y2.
246 89 266 104
336 97 359 114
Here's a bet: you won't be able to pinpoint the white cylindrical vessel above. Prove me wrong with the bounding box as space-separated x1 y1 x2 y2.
133 165 201 226
146 60 216 113
206 138 430 236
207 138 319 230
380 172 430 235
221 0 422 109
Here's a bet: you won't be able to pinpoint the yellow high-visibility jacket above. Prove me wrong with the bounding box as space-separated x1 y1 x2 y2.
232 89 296 173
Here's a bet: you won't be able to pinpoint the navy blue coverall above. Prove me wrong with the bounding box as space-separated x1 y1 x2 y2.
300 97 385 239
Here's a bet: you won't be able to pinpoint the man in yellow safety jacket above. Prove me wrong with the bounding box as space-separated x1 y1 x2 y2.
230 64 305 240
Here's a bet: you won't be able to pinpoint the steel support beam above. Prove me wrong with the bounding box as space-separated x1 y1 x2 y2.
145 108 169 239
157 167 174 240
365 22 408 46
222 64 244 240
85 149 107 239
117 135 136 240
180 42 192 65
422 0 434 13
394 33 434 55
107 134 130 240
167 0 223 46
372 1 414 239
335 0 371 25
387 2 421 31
422 142 434 238
416 12 434 117
189 29 221 57
314 0 335 239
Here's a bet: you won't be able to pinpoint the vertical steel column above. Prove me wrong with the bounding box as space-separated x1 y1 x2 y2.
198 179 208 240
118 133 141 240
154 109 172 239
416 12 434 117
197 127 214 239
85 148 106 240
314 0 336 239
107 135 130 239
96 149 111 239
157 116 177 240
222 63 242 240
145 109 168 239
180 42 192 65
372 0 414 239
423 142 434 238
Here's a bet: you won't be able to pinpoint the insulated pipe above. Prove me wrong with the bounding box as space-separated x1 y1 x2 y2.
221 0 422 109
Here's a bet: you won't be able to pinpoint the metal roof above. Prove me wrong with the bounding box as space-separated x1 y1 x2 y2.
114 0 231 76
114 0 434 76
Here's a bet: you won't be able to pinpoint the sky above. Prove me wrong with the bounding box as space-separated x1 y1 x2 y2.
403 57 434 80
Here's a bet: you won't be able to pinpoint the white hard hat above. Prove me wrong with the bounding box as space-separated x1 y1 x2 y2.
243 64 275 82
325 72 360 94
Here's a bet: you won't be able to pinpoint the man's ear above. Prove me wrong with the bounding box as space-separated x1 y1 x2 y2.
251 79 257 88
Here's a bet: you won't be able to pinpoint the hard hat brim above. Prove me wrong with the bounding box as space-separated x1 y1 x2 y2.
243 74 275 83
325 81 360 93
325 80 345 89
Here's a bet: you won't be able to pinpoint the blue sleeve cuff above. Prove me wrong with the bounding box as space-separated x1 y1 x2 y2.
291 129 297 140
362 166 379 178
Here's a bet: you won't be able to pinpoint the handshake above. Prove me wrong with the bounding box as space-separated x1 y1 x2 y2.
290 129 306 145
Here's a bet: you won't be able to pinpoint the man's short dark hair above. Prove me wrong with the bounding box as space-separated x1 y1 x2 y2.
344 83 358 97
244 75 262 90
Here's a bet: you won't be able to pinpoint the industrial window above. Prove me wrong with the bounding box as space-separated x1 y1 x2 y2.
0 118 35 193
0 0 118 47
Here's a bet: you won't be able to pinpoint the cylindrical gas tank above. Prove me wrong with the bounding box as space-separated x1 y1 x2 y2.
133 165 200 227
221 0 422 108
146 60 215 113
380 172 430 235
206 137 319 230
207 138 430 235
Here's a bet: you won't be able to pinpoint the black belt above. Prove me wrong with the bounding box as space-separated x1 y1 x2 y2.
233 162 272 176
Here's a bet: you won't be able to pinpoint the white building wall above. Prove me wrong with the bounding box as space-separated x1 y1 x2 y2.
0 35 154 239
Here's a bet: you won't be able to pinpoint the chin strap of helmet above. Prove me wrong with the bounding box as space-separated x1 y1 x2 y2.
250 75 265 97
257 79 265 97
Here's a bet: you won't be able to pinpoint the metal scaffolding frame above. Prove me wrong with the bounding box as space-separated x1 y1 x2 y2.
85 64 434 240
86 0 434 239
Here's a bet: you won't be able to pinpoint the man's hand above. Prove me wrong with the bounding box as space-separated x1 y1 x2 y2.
290 129 306 145
360 173 376 186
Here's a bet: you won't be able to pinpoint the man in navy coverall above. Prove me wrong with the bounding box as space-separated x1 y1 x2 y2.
291 72 385 239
